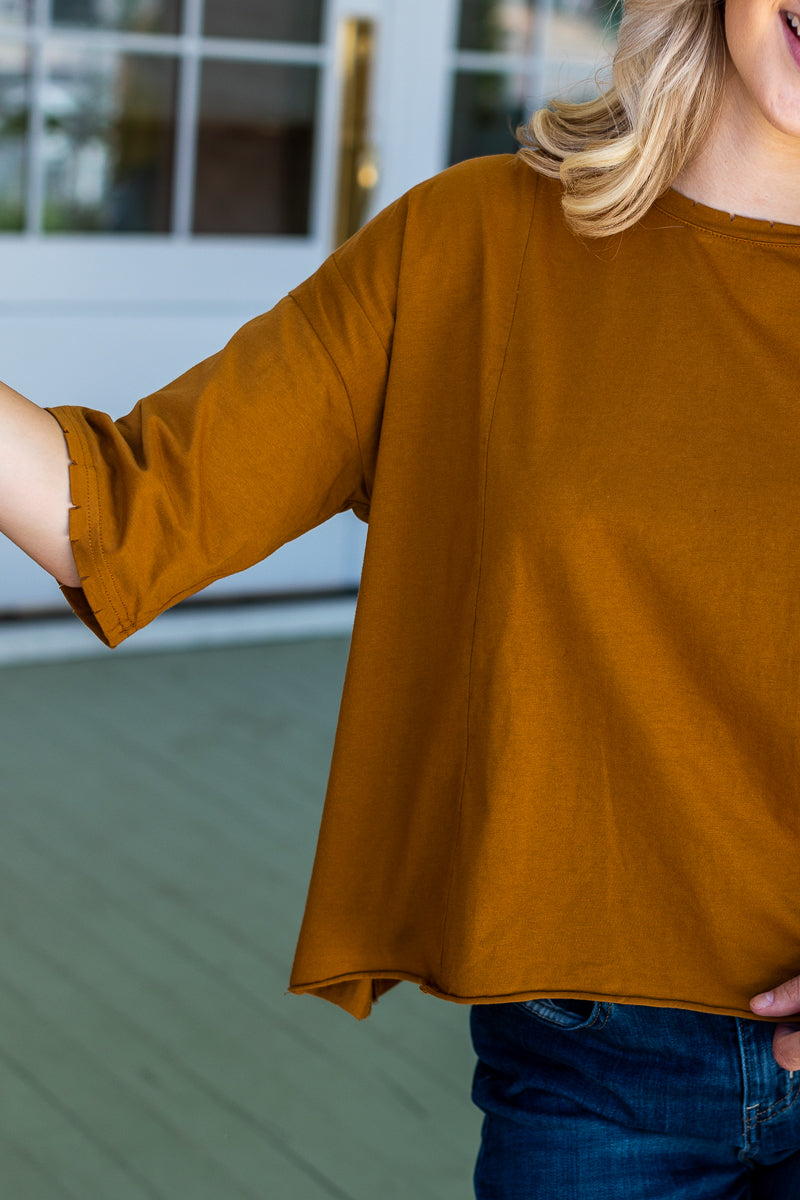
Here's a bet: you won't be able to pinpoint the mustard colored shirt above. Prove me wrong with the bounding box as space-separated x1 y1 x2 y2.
50 153 800 1021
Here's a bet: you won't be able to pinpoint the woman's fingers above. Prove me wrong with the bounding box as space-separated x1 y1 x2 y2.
771 1024 800 1071
750 978 800 1070
750 976 800 1017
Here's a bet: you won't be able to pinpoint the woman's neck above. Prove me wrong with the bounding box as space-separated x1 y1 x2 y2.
672 69 800 225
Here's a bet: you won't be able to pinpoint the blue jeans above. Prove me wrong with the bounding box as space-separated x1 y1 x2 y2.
470 999 800 1198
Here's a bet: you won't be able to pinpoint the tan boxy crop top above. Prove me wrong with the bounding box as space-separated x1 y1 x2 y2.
50 154 800 1021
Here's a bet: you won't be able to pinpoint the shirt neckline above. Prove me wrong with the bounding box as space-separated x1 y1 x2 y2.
654 185 800 244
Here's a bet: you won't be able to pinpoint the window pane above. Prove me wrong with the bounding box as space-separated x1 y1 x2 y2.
457 0 617 53
43 48 177 232
51 0 181 34
0 0 31 26
203 0 323 44
548 0 619 62
0 44 27 229
449 71 527 165
193 60 317 235
458 0 537 54
540 58 608 105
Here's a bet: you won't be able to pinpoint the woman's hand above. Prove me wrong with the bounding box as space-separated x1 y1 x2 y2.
750 982 800 1069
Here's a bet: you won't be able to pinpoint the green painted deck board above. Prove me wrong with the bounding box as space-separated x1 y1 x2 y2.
0 1135 85 1200
0 637 480 1199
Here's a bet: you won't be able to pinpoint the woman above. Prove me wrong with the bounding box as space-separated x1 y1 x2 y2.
3 0 800 1193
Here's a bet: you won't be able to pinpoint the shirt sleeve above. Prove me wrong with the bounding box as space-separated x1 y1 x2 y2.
47 192 407 648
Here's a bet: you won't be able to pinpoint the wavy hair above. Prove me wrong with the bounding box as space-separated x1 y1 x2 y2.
517 0 728 237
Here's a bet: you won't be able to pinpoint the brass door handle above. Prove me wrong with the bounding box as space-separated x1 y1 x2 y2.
334 17 379 247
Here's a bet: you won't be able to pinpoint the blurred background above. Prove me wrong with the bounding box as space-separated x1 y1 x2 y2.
0 2 617 1196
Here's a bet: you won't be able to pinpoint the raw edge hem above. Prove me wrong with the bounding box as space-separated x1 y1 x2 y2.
47 407 135 650
287 971 783 1023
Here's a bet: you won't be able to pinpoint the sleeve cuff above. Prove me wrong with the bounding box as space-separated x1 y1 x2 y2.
47 406 136 649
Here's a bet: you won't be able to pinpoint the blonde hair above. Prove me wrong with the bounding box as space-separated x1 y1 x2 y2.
518 0 728 238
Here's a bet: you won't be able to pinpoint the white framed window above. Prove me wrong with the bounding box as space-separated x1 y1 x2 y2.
0 0 330 238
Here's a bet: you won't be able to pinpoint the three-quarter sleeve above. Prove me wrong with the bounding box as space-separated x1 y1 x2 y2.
48 192 407 648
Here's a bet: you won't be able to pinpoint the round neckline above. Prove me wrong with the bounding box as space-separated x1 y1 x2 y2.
654 185 800 243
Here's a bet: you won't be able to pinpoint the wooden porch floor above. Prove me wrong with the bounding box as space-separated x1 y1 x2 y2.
0 636 481 1199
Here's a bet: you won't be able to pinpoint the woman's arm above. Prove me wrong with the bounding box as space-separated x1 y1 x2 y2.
0 380 79 587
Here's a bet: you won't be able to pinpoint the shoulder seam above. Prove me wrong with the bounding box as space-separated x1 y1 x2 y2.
328 252 392 357
287 291 370 503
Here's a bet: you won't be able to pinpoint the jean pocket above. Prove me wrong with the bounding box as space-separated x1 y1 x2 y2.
514 996 611 1029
